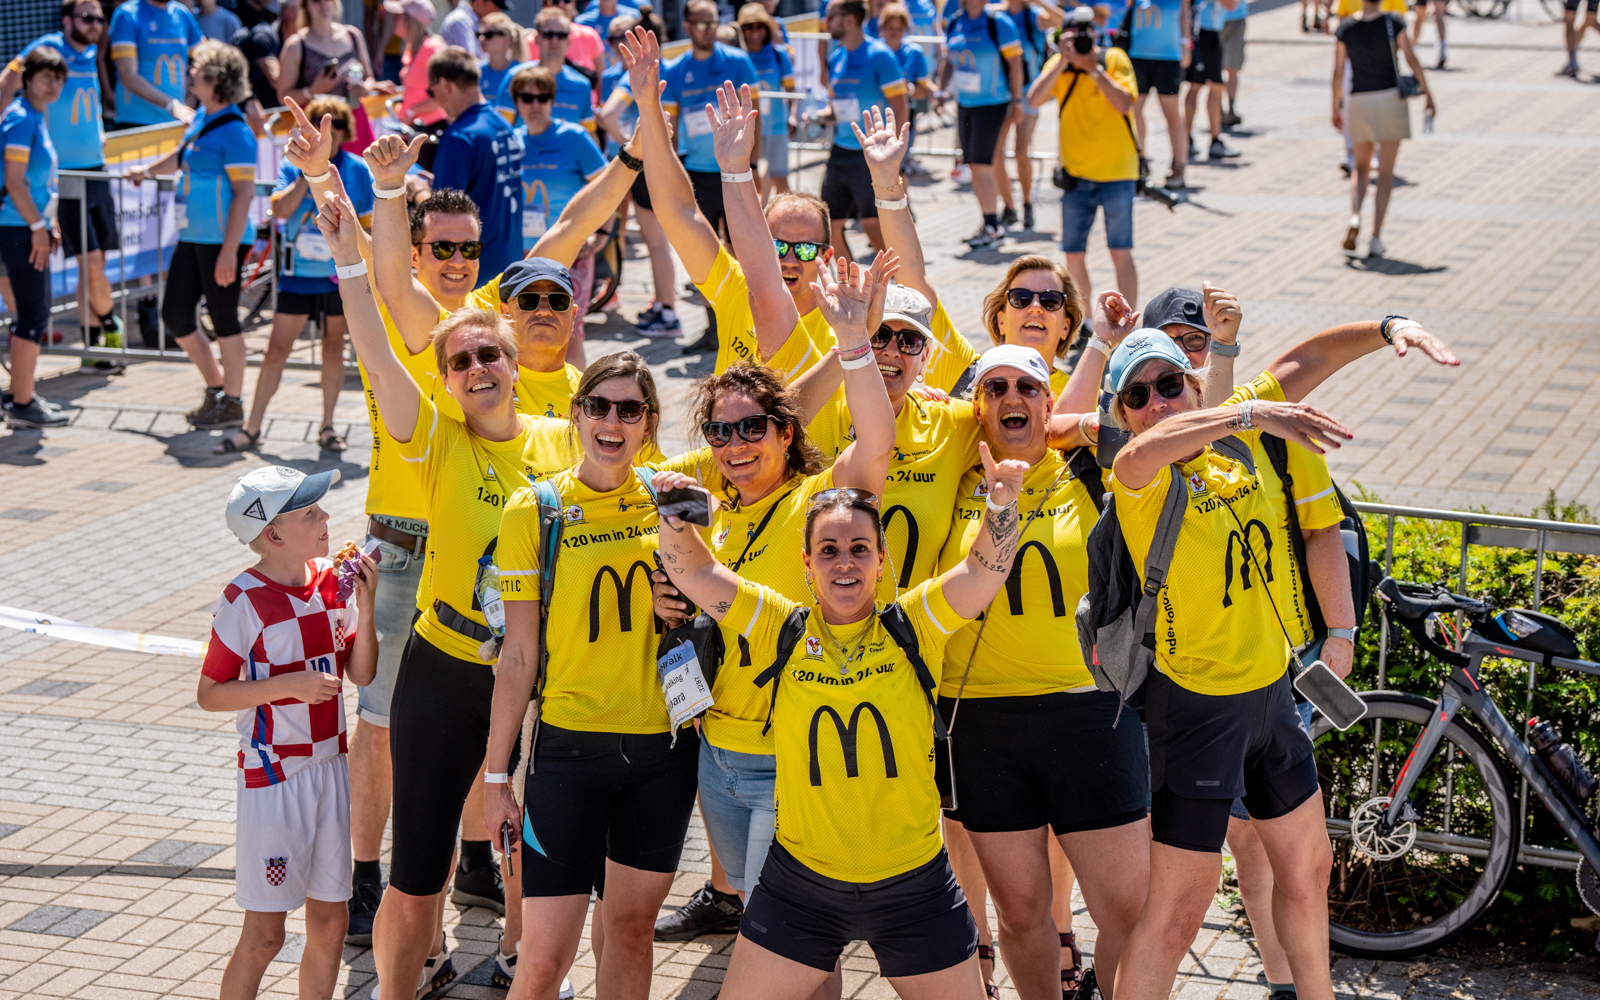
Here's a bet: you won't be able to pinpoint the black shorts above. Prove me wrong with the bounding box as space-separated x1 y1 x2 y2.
520 722 699 898
276 288 345 319
742 843 976 978
937 691 1149 834
819 144 877 222
1145 670 1319 852
387 633 495 896
1565 0 1598 13
59 175 120 258
686 166 728 237
1186 30 1224 84
1132 57 1184 96
956 103 1010 165
161 241 251 339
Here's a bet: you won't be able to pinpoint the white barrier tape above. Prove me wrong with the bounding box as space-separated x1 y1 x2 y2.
0 606 205 659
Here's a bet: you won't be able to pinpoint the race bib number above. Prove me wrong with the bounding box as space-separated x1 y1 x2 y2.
954 69 983 94
831 95 861 124
658 640 714 731
174 200 188 231
683 108 714 139
523 207 547 239
294 228 334 262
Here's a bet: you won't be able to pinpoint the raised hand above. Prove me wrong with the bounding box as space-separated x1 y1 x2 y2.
363 132 428 191
283 96 335 179
314 191 365 265
618 27 662 106
852 104 909 187
1093 289 1140 344
1201 282 1241 345
811 255 873 337
1389 321 1458 367
1247 400 1351 455
864 249 901 333
978 440 1029 509
710 81 759 172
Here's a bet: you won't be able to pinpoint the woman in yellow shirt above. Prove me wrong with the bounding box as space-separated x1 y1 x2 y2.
1103 330 1350 1000
650 440 1029 999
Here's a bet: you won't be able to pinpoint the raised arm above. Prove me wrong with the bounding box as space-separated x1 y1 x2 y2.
652 470 741 620
1262 319 1457 404
619 27 722 285
820 253 898 493
711 82 801 357
1027 49 1065 108
854 106 934 307
531 127 647 265
1113 400 1349 491
1199 282 1241 407
363 131 440 353
939 443 1027 618
1054 288 1138 418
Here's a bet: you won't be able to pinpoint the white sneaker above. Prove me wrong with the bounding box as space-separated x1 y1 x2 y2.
369 948 456 1000
1368 236 1387 258
949 163 971 184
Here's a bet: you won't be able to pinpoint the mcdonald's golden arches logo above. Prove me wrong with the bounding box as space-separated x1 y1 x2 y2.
154 53 185 88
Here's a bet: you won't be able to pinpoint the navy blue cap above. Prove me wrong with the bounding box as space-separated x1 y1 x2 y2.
500 257 574 302
1143 286 1208 333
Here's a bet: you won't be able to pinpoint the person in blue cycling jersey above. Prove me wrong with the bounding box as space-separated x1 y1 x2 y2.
0 1 125 371
0 48 67 430
1184 0 1240 162
108 0 203 126
991 0 1062 232
214 95 375 456
1127 0 1192 189
822 0 907 257
497 7 596 133
430 44 525 287
476 11 522 103
936 0 1023 249
575 0 641 73
661 0 758 240
737 3 795 197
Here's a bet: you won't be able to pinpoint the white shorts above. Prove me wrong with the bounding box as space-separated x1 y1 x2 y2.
236 755 353 912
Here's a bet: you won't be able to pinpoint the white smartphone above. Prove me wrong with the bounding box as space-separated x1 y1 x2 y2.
1294 659 1368 731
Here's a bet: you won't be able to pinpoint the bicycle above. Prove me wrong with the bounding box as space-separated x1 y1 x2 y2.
1312 577 1600 958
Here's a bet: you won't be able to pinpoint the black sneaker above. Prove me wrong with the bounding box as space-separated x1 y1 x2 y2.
998 206 1018 228
680 328 717 355
1068 966 1101 1000
346 877 383 946
1022 203 1035 230
7 397 69 429
450 854 505 915
653 880 743 941
186 386 225 425
2 391 61 412
1267 991 1297 1000
1209 137 1241 160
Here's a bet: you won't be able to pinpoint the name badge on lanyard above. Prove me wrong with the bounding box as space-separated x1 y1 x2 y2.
657 640 715 741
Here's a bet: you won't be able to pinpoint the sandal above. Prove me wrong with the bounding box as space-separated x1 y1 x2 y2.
319 425 348 452
977 942 1000 1000
1061 931 1084 994
213 428 260 455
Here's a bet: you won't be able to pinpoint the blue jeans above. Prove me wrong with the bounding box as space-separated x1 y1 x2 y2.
1059 178 1136 253
698 738 777 893
358 528 425 727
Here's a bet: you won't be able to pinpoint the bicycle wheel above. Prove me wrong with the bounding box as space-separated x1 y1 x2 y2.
1540 0 1567 20
1312 691 1520 958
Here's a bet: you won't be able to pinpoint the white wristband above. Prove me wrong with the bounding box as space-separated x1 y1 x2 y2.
874 195 908 210
839 351 876 370
336 260 368 278
1236 398 1254 431
721 170 754 183
28 218 47 232
167 98 185 116
303 169 332 184
1389 319 1421 336
484 772 509 784
986 493 1014 513
373 184 408 199
1084 337 1112 358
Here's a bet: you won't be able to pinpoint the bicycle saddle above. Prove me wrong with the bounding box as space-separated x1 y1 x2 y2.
1376 577 1490 621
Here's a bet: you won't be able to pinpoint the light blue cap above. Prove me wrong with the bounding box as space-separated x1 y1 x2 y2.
1106 328 1193 392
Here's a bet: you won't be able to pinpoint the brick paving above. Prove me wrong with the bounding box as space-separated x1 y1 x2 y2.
3 5 1599 998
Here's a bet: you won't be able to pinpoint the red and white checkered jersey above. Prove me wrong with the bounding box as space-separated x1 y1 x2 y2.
201 560 356 788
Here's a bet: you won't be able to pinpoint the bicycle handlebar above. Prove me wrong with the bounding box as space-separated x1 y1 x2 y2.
1377 577 1481 667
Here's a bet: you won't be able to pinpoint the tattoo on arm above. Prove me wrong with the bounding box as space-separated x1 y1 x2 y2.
984 502 1017 547
1224 415 1243 431
713 600 730 615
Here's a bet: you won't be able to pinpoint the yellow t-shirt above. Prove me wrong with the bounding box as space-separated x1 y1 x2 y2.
496 469 674 734
515 363 584 419
1226 372 1345 648
1110 429 1292 696
649 451 837 754
937 449 1097 697
807 394 982 604
1337 0 1407 15
396 393 575 661
725 576 969 883
922 299 978 394
698 246 830 381
361 304 457 519
1047 48 1140 183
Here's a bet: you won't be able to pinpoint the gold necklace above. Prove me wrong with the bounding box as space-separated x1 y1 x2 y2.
815 607 875 677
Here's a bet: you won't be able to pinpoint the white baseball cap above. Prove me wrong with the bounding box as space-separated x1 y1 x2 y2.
971 343 1053 387
226 466 340 544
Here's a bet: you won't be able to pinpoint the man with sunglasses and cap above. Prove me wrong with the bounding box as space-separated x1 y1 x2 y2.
427 44 524 286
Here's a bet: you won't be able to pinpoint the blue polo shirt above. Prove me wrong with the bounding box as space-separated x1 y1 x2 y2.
1225 0 1249 21
1128 0 1185 61
432 101 525 286
661 43 758 173
109 0 203 126
278 149 376 293
517 120 605 251
176 104 255 244
747 43 795 137
599 64 637 156
906 0 937 36
825 38 906 150
479 60 518 109
1009 5 1049 79
1195 0 1228 32
890 41 932 90
946 11 1022 108
0 98 57 229
8 34 104 169
497 62 596 130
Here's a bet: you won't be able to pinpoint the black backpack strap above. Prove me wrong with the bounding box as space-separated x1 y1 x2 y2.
756 607 812 736
879 605 950 741
1260 434 1325 638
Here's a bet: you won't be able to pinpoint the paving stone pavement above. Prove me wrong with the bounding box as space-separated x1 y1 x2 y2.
3 4 1600 997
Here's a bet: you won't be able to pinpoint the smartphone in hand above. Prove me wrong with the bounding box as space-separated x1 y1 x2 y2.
1294 659 1368 731
657 484 713 526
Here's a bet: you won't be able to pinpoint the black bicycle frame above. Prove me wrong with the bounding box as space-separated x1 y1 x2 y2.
1381 633 1600 871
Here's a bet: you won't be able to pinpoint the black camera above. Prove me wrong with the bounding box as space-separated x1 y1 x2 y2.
1065 7 1096 55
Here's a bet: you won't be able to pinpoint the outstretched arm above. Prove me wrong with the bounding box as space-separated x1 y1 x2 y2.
1264 319 1457 403
532 126 647 266
1055 288 1139 420
1199 282 1241 407
1114 400 1349 491
652 470 741 620
821 253 899 494
939 443 1028 619
363 132 440 354
853 106 933 308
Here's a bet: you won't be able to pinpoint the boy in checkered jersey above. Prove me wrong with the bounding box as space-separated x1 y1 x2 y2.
199 466 379 1000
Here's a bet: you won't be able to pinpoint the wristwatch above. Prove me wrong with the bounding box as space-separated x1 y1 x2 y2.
1325 627 1357 642
1210 340 1240 357
616 146 644 172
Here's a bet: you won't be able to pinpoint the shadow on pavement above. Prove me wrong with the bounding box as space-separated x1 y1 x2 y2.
1345 257 1447 276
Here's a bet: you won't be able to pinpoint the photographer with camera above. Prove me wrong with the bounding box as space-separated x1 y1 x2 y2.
1027 9 1140 313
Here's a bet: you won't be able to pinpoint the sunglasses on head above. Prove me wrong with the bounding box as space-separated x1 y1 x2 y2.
1167 327 1211 353
515 90 555 103
981 375 1044 400
773 239 824 262
806 486 880 510
514 290 573 312
539 29 570 39
702 413 781 448
870 325 926 356
1005 288 1067 312
575 394 649 422
415 239 483 260
1119 371 1188 410
447 345 505 372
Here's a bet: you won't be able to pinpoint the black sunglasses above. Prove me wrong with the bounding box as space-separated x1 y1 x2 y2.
415 240 483 260
447 345 505 372
514 290 572 312
1006 288 1067 312
981 375 1044 400
576 395 649 422
608 33 628 42
515 91 555 104
806 486 880 510
870 325 926 356
1119 371 1188 410
539 30 570 39
1168 327 1211 353
75 12 107 21
702 413 781 448
773 239 823 262
686 18 718 27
